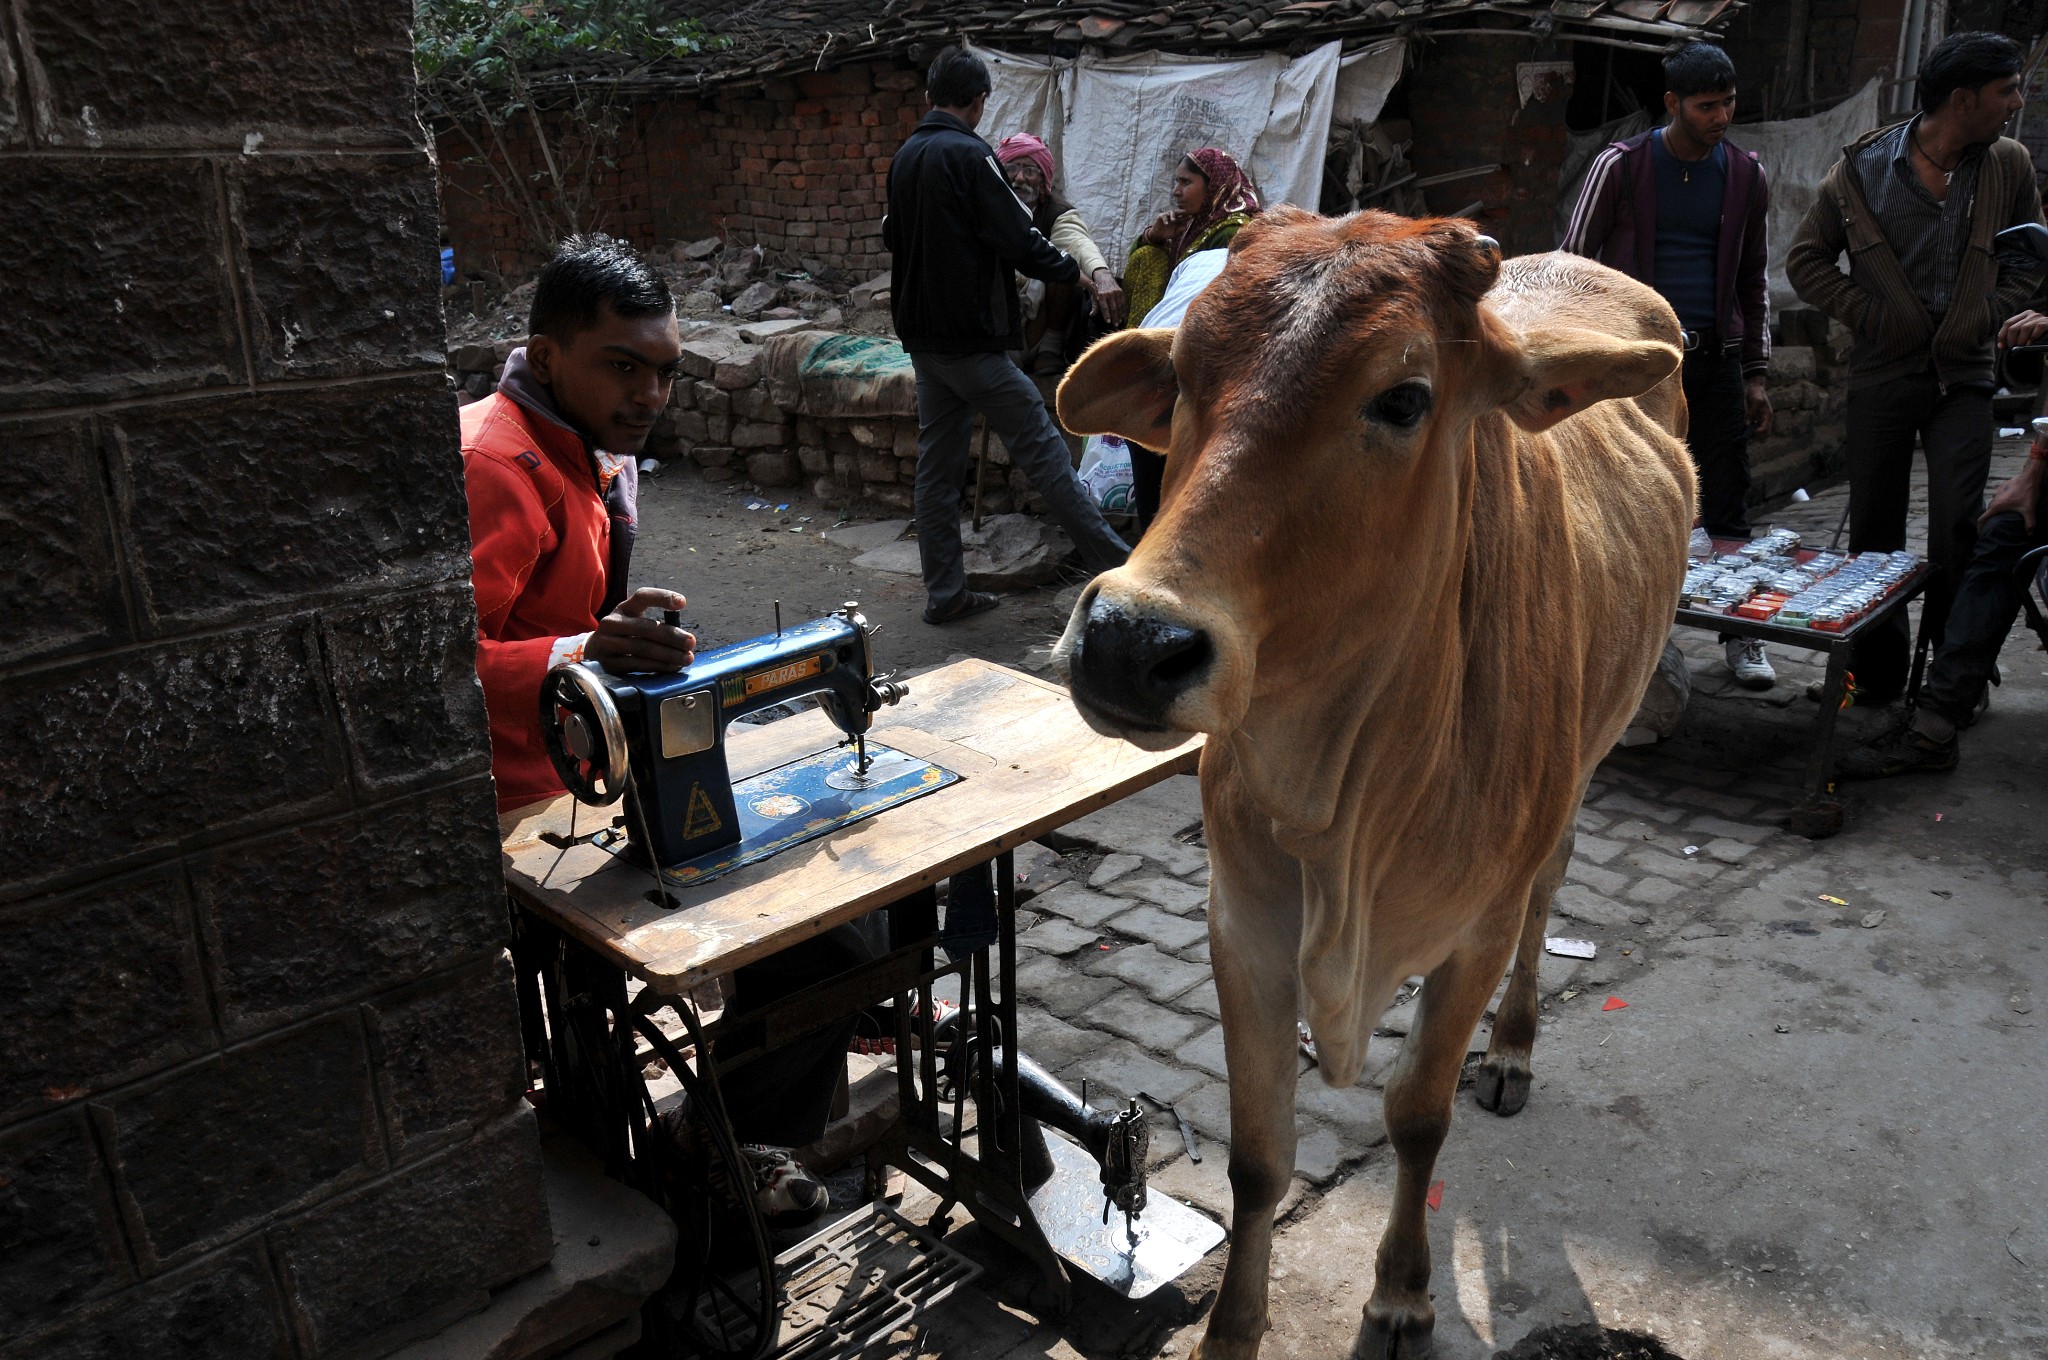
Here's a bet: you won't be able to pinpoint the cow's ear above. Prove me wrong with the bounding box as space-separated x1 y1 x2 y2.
1057 328 1178 450
1495 325 1680 433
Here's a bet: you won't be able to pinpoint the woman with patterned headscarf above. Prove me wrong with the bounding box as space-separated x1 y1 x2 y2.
1124 147 1262 329
1120 148 1261 532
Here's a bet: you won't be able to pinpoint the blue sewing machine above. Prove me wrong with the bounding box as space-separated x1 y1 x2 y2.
538 603 959 886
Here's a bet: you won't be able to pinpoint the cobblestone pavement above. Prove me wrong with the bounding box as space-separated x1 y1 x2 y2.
649 444 2048 1359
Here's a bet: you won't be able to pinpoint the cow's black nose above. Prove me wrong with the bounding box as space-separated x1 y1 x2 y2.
1070 595 1212 728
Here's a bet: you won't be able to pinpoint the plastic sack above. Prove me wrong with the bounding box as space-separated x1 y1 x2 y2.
1077 433 1134 512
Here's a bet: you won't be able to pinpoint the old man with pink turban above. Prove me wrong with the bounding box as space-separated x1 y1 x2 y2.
994 132 1125 369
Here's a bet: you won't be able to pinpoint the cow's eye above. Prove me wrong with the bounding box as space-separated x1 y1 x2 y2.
1369 381 1432 429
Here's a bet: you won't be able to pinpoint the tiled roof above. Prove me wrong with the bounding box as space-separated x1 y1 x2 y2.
655 0 1740 90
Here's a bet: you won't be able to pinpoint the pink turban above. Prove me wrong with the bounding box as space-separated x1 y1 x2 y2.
996 133 1057 189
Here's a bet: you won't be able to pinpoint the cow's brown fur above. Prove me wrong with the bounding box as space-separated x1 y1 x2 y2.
1053 210 1693 1359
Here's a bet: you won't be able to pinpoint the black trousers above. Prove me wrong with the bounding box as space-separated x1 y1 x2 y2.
1843 374 1994 697
1682 345 1754 538
717 916 885 1147
1920 477 2047 726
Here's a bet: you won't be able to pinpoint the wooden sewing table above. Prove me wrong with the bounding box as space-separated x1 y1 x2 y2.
500 658 1201 1336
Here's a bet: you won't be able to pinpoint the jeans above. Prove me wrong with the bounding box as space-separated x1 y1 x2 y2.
910 351 1129 612
1919 476 2047 726
1843 374 1994 697
1683 346 1753 537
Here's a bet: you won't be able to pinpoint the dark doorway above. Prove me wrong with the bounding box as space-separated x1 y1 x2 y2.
1566 42 1667 131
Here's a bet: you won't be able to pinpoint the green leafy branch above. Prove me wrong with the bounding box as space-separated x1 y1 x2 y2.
416 1 724 262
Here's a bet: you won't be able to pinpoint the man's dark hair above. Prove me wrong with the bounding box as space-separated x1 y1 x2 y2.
1918 31 2023 114
1663 43 1737 99
927 46 992 108
529 233 672 340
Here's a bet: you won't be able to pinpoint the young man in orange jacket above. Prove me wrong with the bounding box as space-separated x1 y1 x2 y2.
463 237 697 810
464 236 852 1223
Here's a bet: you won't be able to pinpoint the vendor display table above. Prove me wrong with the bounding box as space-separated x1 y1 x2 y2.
1674 537 1933 838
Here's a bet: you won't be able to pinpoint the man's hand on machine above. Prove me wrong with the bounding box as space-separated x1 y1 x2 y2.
1998 310 2048 349
586 587 697 673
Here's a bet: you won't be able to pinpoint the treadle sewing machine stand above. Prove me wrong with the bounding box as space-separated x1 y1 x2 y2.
501 657 1205 1353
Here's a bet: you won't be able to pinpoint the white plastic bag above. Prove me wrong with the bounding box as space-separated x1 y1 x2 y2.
1077 433 1134 512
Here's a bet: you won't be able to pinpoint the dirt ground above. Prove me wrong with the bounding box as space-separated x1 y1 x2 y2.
631 466 1092 678
629 450 2048 1360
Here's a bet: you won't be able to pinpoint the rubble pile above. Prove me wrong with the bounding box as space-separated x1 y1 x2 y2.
442 233 895 398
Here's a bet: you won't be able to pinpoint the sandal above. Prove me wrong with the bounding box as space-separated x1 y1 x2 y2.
923 590 1000 625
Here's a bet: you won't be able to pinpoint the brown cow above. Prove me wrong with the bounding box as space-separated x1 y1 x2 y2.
1053 209 1693 1359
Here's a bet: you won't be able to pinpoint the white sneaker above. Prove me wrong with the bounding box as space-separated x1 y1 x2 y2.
1725 638 1775 690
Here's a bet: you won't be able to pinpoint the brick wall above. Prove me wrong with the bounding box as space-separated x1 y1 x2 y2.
0 5 554 1359
1717 0 1871 115
1407 38 1573 258
437 60 926 284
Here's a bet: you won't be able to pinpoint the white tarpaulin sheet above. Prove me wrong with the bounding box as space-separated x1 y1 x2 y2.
1333 40 1405 127
1736 80 1884 308
974 40 1404 273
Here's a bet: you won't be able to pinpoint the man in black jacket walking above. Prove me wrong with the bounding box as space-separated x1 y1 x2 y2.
885 46 1129 624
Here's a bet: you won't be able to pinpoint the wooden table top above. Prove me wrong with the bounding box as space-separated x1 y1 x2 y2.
500 658 1202 990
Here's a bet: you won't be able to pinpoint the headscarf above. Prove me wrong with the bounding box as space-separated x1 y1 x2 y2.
995 133 1057 193
1169 146 1261 261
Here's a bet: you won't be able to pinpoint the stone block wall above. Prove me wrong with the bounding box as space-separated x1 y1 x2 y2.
0 4 553 1358
436 60 925 284
1750 311 1855 510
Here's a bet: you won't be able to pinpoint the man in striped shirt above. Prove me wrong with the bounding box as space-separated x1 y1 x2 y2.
1563 42 1777 689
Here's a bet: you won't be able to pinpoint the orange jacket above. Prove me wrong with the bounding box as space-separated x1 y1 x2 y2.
461 390 617 811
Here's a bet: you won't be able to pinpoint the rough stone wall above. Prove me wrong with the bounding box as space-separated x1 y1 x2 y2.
437 60 924 284
1752 317 1856 509
0 5 553 1359
448 327 1064 515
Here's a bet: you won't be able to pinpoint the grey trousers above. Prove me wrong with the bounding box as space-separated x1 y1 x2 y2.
909 350 1129 612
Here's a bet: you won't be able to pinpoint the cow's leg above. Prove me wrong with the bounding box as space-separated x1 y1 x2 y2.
1355 935 1518 1360
1475 824 1572 1116
1192 775 1303 1360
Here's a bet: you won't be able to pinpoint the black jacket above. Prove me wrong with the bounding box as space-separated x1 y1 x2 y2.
884 110 1079 354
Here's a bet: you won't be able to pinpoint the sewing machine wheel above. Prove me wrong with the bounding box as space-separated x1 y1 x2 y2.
539 663 630 806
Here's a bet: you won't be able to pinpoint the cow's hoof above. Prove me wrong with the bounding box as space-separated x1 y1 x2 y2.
1474 1055 1530 1116
1352 1311 1434 1359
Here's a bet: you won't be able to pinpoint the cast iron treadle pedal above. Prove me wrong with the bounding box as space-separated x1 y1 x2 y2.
690 1203 980 1359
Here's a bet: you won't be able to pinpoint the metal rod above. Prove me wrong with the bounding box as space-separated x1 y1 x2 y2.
774 599 782 635
971 419 990 532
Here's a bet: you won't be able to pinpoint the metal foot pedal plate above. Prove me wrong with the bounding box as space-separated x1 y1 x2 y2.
655 744 960 889
692 1202 981 1359
1029 1131 1225 1298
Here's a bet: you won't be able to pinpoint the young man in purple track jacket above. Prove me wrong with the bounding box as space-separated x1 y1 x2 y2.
1563 42 1778 690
